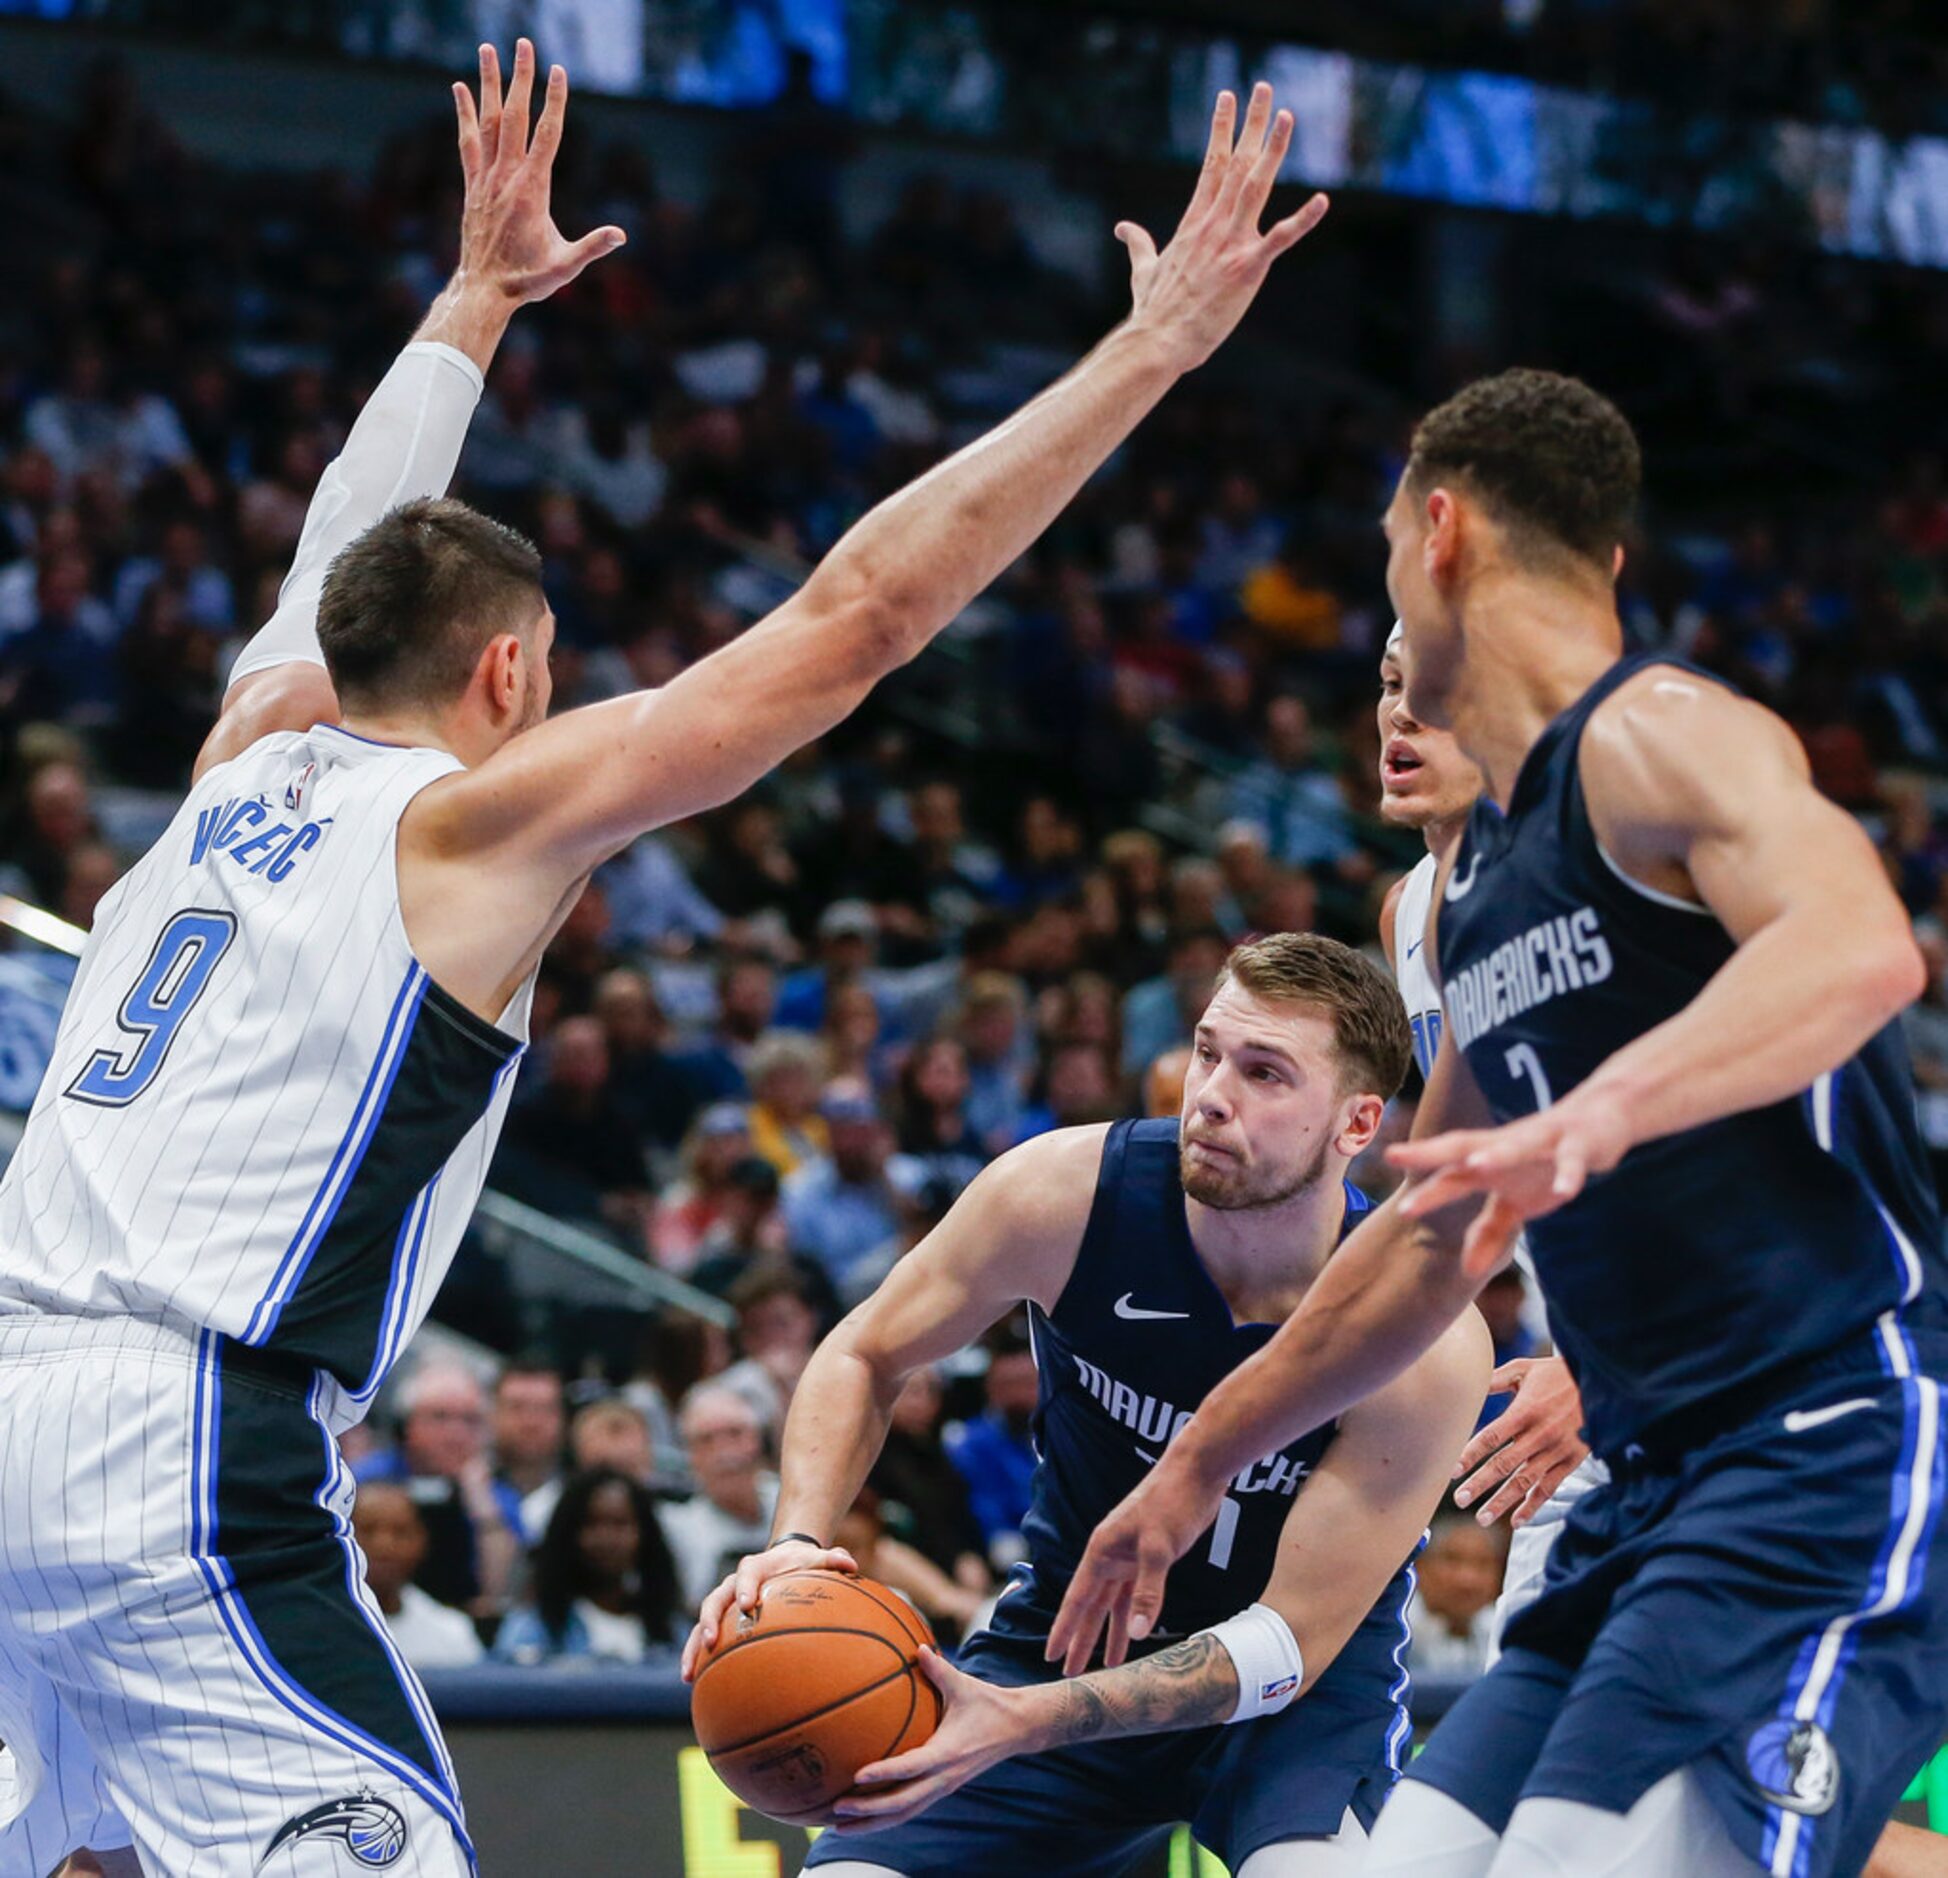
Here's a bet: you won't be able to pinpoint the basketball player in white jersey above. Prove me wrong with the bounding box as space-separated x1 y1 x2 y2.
1375 624 1602 1647
0 73 1328 1878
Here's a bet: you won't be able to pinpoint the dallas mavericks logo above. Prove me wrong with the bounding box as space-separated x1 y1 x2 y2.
1745 1718 1839 1817
262 1794 409 1868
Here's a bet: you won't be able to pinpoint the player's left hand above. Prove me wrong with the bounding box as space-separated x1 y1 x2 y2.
453 39 626 305
1453 1356 1590 1529
828 1650 1019 1834
1389 1089 1632 1276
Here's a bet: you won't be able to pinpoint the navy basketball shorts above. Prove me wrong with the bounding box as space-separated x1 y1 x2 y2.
0 1315 475 1878
802 1619 1407 1878
1405 1330 1948 1878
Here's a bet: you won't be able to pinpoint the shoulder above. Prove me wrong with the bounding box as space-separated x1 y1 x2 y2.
967 1122 1113 1229
1582 665 1808 832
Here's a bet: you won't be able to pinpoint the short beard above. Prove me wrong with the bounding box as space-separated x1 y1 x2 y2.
1180 1132 1334 1212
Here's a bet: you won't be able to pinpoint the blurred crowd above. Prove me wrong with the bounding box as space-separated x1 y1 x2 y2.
4 46 1948 1676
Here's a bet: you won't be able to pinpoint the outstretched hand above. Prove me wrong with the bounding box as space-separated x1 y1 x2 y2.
453 39 625 306
1452 1355 1590 1529
1120 82 1329 372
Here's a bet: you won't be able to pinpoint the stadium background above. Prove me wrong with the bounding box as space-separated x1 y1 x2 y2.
2 0 1948 1869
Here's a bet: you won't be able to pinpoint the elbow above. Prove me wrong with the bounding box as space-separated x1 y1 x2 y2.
831 588 920 686
1875 926 1930 1021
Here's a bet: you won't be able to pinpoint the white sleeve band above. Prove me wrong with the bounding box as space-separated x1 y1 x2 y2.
1201 1602 1304 1724
228 339 486 683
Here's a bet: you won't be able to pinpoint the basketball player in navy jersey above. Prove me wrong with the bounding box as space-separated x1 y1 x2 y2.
1055 369 1948 1877
0 75 1330 1878
681 934 1489 1876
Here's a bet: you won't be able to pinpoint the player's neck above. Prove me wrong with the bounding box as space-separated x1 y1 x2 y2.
1422 813 1468 866
1447 580 1621 809
1186 1173 1346 1319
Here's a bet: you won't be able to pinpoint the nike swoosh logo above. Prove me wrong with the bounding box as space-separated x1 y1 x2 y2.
1134 1447 1158 1465
1782 1397 1879 1434
1445 855 1483 903
1405 939 1423 959
1114 1293 1191 1322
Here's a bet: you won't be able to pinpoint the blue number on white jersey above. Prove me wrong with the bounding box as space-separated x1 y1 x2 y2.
66 908 238 1107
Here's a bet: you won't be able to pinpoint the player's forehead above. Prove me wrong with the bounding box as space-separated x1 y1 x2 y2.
1198 978 1339 1070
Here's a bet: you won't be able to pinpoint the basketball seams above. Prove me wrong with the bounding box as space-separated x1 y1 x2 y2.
840 1574 936 1654
692 1621 910 1690
699 1658 917 1757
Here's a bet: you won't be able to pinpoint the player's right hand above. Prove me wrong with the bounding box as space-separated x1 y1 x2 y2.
1118 83 1329 374
452 38 626 307
679 1537 858 1682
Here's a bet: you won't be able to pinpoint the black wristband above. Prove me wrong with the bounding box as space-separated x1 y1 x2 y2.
774 1532 825 1550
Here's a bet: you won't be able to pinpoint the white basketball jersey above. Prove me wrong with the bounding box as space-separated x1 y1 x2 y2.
0 723 531 1427
1395 852 1443 1078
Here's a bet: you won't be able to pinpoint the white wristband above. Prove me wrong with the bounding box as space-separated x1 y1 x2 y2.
1200 1603 1304 1723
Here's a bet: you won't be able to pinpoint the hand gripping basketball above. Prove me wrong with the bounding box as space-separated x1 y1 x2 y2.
681 1536 857 1682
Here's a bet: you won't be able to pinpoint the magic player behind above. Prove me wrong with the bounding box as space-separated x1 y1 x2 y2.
681 934 1489 1877
1376 624 1599 1632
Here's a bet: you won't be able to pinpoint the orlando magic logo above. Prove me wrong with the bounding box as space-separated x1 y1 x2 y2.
262 1794 409 1869
1745 1718 1839 1817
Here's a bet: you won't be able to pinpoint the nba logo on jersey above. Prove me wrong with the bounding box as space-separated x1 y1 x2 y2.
285 761 317 814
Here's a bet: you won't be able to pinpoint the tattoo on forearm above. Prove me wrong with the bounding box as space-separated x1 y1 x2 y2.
1042 1633 1241 1747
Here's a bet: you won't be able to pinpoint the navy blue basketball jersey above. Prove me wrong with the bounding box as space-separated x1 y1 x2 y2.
993 1118 1402 1647
1437 653 1948 1457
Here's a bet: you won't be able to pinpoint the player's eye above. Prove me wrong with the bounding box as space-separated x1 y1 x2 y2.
1251 1066 1281 1083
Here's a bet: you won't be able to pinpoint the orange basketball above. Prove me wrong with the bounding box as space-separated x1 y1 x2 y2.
690 1570 942 1824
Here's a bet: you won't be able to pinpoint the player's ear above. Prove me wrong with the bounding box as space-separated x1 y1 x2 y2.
479 632 523 719
1423 486 1463 589
1335 1090 1387 1160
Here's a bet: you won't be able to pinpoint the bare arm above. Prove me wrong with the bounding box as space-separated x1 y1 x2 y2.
1393 672 1926 1223
192 42 623 780
828 1312 1490 1835
405 88 1329 990
678 1127 1108 1679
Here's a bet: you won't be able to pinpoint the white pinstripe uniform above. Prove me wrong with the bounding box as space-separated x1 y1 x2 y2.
0 722 531 1877
1391 852 1606 1660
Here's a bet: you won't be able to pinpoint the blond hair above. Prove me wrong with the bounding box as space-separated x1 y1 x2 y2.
1220 932 1412 1099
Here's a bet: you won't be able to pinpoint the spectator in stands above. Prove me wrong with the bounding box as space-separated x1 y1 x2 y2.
831 1486 988 1644
1119 926 1229 1081
624 1313 730 1493
781 1079 905 1298
0 548 119 729
957 972 1035 1154
691 1156 818 1306
1144 1044 1192 1119
649 1102 755 1274
498 1015 652 1233
681 957 781 1099
599 832 725 953
822 977 887 1088
945 1325 1040 1566
495 1468 683 1665
0 756 98 909
775 898 879 1031
517 1395 661 1544
489 1359 566 1545
744 1030 830 1176
58 841 123 932
591 967 706 1156
718 1267 823 1439
1406 1513 1508 1685
659 1384 779 1606
869 1366 994 1597
1225 693 1359 872
895 1036 986 1194
353 1482 484 1670
355 1361 518 1619
1015 1040 1121 1142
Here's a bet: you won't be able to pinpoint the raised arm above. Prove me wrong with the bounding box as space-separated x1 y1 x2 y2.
677 1126 1106 1680
1391 671 1927 1224
193 41 623 779
828 1307 1489 1838
410 87 1328 904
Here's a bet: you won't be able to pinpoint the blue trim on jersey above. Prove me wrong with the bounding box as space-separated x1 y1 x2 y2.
306 1374 461 1797
1757 1328 1947 1878
1383 1555 1417 1776
243 966 427 1345
187 1338 479 1873
356 1173 441 1404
